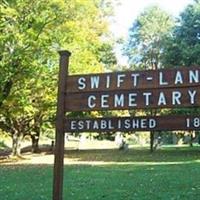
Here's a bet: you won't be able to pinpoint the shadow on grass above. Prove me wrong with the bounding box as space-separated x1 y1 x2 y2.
1 145 200 166
65 146 200 163
0 144 53 164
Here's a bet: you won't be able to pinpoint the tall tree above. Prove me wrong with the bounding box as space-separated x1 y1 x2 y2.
162 0 200 67
124 5 174 69
0 0 115 156
159 0 200 147
123 6 174 152
0 0 115 106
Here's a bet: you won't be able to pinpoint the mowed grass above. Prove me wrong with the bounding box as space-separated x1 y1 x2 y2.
0 147 200 200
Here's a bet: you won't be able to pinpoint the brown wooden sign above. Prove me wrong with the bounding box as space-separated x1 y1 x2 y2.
65 116 200 132
54 52 200 200
67 67 200 93
65 86 200 112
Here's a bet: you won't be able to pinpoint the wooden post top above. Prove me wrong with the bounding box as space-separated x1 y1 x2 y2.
58 50 71 57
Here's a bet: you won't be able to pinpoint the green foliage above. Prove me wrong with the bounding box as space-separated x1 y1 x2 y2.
160 1 200 117
0 0 66 106
123 4 200 144
0 0 116 155
124 5 174 69
162 1 200 67
0 140 8 150
59 0 116 74
98 42 117 70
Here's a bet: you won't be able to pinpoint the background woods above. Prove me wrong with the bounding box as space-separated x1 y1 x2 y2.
1 0 200 155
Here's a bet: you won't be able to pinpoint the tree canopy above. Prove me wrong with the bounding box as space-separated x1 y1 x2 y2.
162 0 200 67
123 5 174 69
0 0 116 155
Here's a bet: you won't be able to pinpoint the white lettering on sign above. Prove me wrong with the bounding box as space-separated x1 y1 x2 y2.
158 92 167 106
88 95 96 108
175 71 183 84
124 119 131 129
84 89 199 110
75 68 200 91
149 119 156 128
143 92 152 106
85 120 91 129
71 121 76 130
117 74 126 88
93 121 99 129
78 121 84 129
106 75 111 89
78 77 86 90
69 68 200 112
159 72 168 85
131 73 140 87
186 117 200 128
118 119 121 129
172 91 181 105
69 118 157 131
101 95 109 108
91 76 100 89
188 90 196 104
128 93 137 107
114 94 124 107
101 120 107 129
67 116 200 132
189 70 199 83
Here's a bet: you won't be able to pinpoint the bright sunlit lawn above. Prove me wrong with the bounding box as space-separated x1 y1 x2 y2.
0 146 200 200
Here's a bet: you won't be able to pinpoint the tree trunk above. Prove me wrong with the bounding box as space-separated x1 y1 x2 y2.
31 115 42 153
12 131 22 157
149 58 158 153
189 131 195 147
150 131 154 153
31 135 40 153
150 109 157 153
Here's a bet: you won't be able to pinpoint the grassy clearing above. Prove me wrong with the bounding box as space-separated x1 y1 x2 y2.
0 147 200 200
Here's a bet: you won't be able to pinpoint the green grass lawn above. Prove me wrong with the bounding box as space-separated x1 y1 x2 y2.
0 147 200 200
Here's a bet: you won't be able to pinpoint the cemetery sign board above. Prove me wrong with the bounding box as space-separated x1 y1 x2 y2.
65 115 200 132
65 67 200 112
53 51 200 200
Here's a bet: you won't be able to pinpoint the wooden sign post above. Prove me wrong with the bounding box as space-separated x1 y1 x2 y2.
53 50 71 200
53 50 200 200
